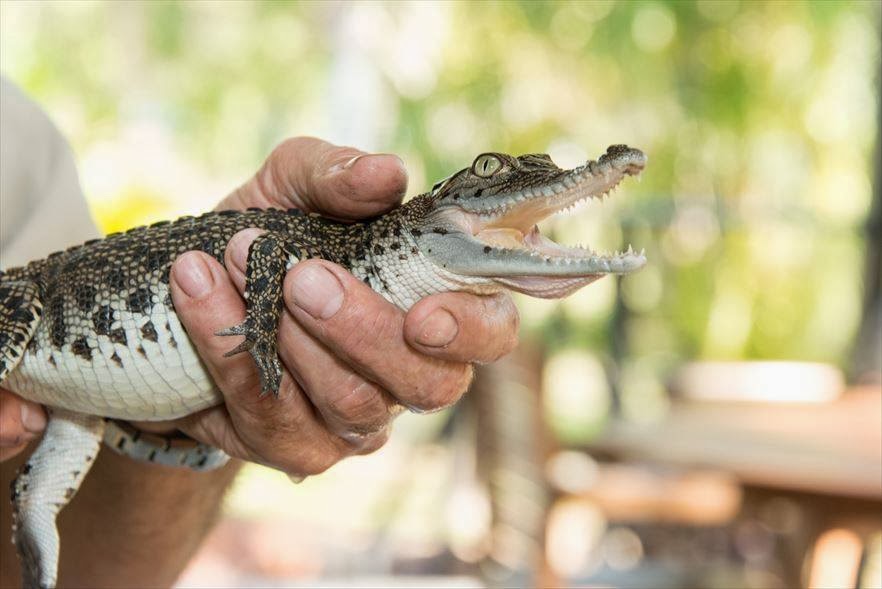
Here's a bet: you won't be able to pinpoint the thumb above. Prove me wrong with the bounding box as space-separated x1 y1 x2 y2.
0 388 46 461
222 137 408 221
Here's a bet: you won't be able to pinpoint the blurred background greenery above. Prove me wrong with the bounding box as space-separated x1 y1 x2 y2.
1 1 879 588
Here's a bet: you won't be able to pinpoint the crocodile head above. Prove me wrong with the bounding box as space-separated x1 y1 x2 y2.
400 145 647 299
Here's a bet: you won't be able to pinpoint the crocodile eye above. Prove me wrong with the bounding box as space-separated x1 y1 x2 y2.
472 154 502 178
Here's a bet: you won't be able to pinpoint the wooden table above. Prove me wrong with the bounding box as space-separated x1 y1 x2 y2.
590 386 881 500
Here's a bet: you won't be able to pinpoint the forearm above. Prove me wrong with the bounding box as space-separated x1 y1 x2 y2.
0 444 240 588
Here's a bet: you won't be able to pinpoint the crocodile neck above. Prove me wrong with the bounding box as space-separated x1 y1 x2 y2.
362 208 499 309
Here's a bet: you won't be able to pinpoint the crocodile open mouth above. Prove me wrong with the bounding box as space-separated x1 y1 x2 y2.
446 147 647 296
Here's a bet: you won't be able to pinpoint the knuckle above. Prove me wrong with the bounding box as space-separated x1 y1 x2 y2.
353 428 390 456
257 151 283 198
483 296 520 361
272 136 310 160
292 449 339 477
234 376 301 426
408 363 473 412
325 380 389 433
506 301 521 334
340 308 399 356
264 137 316 197
491 327 520 361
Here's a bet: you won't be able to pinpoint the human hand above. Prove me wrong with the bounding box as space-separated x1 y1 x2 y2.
0 388 46 461
156 137 520 477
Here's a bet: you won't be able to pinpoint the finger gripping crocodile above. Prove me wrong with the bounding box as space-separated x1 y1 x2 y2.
0 145 646 588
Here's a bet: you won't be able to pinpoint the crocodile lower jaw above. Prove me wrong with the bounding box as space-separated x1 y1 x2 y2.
438 181 646 278
473 224 644 298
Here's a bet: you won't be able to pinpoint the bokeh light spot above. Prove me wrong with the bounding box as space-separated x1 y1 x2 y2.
632 4 677 53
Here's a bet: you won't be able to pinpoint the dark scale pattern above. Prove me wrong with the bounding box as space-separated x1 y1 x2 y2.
47 295 66 349
0 280 42 382
127 287 154 316
70 338 91 361
0 208 370 395
140 322 158 343
109 328 127 346
91 306 114 336
74 285 97 313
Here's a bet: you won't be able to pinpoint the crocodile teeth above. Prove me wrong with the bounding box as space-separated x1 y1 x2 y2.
429 146 647 277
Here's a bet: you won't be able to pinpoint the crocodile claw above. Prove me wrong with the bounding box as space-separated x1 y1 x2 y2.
216 322 254 357
216 321 282 395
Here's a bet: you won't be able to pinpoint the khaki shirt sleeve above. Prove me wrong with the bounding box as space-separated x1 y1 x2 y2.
0 76 100 269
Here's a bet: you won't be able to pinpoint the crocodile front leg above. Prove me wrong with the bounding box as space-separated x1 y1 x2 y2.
11 409 105 589
216 232 299 396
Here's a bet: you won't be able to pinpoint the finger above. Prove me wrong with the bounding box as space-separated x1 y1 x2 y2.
223 232 396 446
282 259 474 413
168 251 257 394
404 292 520 363
0 388 46 461
221 137 408 220
168 251 344 475
222 228 264 291
277 311 396 445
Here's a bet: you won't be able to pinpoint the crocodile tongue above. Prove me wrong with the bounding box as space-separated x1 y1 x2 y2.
478 224 594 257
472 223 644 298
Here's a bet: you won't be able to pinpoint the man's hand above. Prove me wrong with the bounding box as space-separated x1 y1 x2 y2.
0 137 521 477
164 137 520 477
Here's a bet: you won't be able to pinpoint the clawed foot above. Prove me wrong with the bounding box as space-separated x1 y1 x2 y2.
216 321 283 396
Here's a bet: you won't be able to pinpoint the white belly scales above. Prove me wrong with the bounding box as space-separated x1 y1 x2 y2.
4 286 221 421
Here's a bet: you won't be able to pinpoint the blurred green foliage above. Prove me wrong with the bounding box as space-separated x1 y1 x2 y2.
1 1 879 425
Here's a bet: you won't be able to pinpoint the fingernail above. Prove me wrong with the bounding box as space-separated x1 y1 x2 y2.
228 241 248 274
343 154 367 169
174 253 214 298
20 404 46 434
341 153 405 172
290 265 344 319
415 308 458 347
227 229 264 274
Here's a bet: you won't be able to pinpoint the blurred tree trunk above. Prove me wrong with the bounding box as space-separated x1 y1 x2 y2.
471 342 554 587
849 80 882 385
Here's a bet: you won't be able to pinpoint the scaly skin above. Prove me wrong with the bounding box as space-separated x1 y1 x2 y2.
0 144 646 588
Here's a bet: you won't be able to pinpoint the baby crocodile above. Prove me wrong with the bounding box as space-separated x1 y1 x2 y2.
0 145 646 588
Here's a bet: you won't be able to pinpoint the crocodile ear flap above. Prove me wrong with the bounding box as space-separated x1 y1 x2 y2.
431 169 469 197
431 174 455 195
